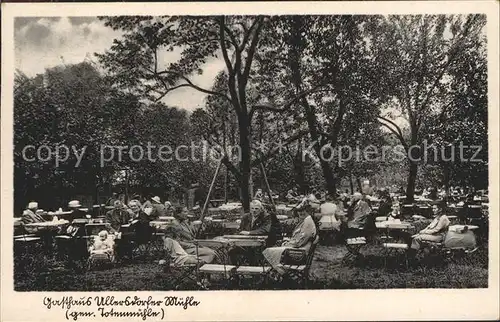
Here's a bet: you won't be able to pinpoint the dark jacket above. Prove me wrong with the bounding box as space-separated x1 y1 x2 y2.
106 208 131 232
69 209 87 222
240 211 282 246
131 210 152 244
378 200 392 217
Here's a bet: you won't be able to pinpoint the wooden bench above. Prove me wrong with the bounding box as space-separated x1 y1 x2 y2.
199 264 237 289
382 242 410 269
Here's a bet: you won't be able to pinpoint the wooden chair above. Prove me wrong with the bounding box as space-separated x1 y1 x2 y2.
277 235 320 289
161 242 206 290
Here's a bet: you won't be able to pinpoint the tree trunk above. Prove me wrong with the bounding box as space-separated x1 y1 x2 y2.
349 172 354 194
443 161 450 192
288 16 337 197
406 161 418 203
356 177 362 192
238 117 251 212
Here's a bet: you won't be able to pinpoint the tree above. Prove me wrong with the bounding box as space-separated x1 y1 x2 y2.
14 62 129 210
97 16 319 210
252 15 381 196
369 15 486 201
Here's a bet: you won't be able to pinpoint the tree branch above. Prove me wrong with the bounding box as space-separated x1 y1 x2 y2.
251 129 309 166
377 116 409 151
416 15 478 129
239 19 259 53
218 17 234 77
241 17 264 89
154 70 232 103
249 84 325 121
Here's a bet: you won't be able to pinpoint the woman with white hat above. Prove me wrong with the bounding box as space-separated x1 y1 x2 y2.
149 196 166 220
21 201 45 224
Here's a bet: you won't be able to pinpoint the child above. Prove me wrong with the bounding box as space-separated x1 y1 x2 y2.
89 230 115 263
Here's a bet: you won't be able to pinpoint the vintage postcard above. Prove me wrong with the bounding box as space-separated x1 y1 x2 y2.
1 1 499 321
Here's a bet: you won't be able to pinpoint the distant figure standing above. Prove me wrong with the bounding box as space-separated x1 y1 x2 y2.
186 183 205 210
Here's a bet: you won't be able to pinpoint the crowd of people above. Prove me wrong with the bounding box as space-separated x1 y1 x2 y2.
17 180 486 280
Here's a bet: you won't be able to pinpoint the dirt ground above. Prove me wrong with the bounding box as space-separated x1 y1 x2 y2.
14 243 488 291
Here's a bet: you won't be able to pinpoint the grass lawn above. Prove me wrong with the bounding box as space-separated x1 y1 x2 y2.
14 243 488 291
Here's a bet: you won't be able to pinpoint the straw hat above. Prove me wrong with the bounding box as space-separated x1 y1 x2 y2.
151 196 161 204
28 201 38 209
68 200 81 208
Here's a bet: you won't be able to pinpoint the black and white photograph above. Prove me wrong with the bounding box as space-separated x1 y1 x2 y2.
1 1 499 321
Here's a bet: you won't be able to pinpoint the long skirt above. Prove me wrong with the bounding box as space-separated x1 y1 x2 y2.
262 246 307 275
163 237 199 266
411 233 444 250
184 246 216 264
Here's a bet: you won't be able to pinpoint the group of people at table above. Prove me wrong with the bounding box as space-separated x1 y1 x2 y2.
18 186 482 274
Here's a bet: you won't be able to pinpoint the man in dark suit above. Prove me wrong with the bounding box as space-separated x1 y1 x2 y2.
239 200 281 247
68 200 87 222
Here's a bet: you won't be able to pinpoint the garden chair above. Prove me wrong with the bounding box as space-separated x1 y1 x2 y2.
276 235 320 289
161 242 208 290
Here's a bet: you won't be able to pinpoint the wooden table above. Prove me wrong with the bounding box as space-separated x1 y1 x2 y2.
376 221 414 230
376 221 414 245
24 221 70 252
150 221 173 231
158 216 176 222
222 235 267 240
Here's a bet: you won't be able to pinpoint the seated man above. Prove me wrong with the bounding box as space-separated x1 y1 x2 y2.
105 200 131 233
170 206 216 264
410 202 450 250
21 201 45 224
68 200 88 222
239 200 281 247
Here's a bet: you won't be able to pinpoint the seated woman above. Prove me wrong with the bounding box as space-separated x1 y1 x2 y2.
262 204 317 275
161 237 206 266
170 206 216 264
343 192 372 239
410 202 450 250
21 202 46 224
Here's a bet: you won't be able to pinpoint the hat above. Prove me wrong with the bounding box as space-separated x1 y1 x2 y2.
164 201 172 207
152 196 161 204
68 200 81 208
250 200 263 209
28 202 38 209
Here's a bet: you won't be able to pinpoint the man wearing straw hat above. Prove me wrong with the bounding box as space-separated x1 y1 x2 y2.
68 200 87 222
